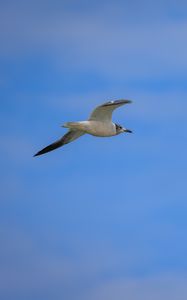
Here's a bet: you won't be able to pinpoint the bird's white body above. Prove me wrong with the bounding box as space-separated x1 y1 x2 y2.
63 121 116 137
34 99 132 156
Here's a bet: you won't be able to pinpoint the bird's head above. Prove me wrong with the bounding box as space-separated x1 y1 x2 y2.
115 123 133 135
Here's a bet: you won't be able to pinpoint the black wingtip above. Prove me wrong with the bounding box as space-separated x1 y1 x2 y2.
33 149 46 157
33 150 48 157
119 99 133 104
33 152 40 157
102 99 133 107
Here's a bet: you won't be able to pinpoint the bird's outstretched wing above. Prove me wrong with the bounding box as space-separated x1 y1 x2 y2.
34 129 85 157
89 99 132 122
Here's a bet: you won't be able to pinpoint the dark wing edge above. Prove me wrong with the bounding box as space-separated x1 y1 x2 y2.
33 130 85 157
89 99 132 121
101 99 132 107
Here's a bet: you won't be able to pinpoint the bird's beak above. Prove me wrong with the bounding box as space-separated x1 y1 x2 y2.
123 128 133 133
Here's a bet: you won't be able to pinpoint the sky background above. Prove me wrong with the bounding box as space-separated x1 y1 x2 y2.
1 0 187 299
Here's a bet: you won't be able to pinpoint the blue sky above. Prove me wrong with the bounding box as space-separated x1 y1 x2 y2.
1 0 187 299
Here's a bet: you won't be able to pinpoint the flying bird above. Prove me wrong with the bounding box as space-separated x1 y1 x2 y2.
34 99 132 157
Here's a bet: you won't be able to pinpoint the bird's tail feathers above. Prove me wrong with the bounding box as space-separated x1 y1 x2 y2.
62 122 80 129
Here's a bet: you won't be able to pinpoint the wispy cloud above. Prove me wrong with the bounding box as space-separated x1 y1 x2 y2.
1 226 187 300
88 274 187 300
1 2 187 300
1 1 187 79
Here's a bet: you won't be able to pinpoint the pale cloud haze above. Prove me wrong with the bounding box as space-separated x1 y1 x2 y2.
1 0 187 299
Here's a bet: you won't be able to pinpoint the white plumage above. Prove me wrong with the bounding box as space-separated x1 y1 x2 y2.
34 99 132 157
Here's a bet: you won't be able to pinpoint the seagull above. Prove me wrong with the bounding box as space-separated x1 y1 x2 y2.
34 99 132 157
